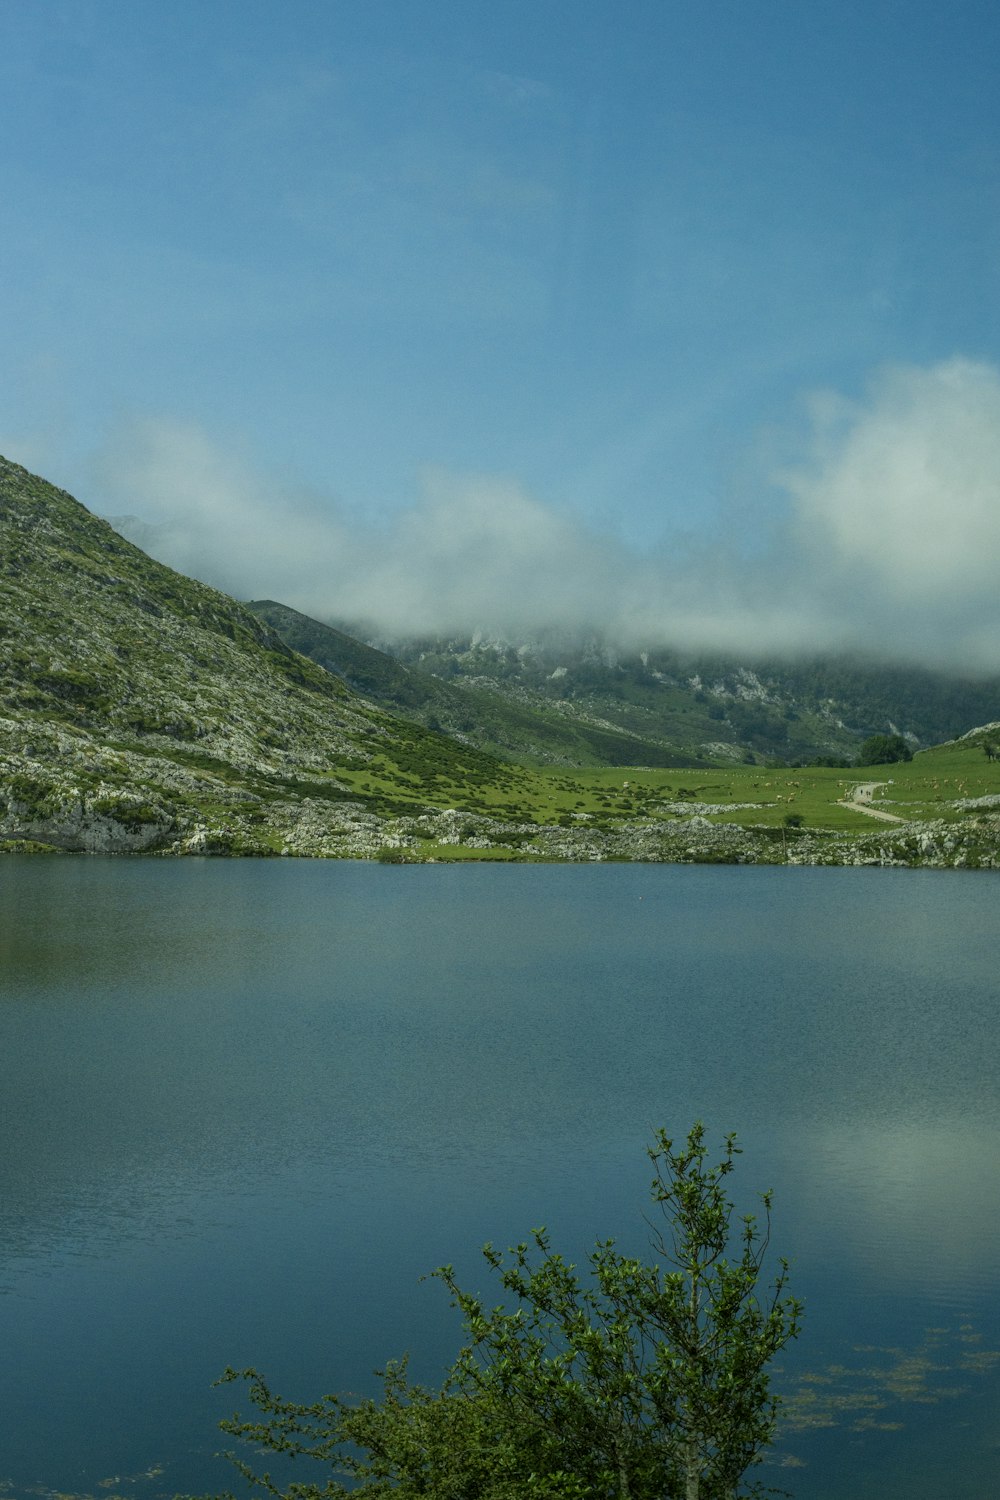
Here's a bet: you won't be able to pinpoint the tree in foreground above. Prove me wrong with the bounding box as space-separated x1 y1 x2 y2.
213 1125 802 1500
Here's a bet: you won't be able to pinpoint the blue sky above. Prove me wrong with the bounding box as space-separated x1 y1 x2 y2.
4 1 1000 663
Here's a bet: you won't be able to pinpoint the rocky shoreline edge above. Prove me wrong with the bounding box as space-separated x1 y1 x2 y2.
5 719 999 870
4 799 999 870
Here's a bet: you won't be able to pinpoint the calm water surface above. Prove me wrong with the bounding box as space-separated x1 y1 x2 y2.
1 857 998 1498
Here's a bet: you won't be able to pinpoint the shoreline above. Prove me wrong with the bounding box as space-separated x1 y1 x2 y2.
4 807 999 869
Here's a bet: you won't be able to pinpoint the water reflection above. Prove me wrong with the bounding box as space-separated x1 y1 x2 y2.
0 858 998 1497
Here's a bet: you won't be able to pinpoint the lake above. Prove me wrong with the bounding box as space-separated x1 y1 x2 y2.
1 856 998 1499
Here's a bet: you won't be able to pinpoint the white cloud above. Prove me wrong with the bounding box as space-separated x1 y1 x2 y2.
91 416 352 607
785 358 1000 600
84 358 1000 670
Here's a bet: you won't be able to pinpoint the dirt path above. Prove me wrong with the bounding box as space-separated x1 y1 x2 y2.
837 781 909 823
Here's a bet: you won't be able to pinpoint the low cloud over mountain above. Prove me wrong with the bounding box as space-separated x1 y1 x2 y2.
91 357 1000 671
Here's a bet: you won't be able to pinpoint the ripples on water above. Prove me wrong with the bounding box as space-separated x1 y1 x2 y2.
1 857 998 1499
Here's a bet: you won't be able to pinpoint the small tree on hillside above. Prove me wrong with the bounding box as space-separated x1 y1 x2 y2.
213 1125 802 1500
857 733 912 765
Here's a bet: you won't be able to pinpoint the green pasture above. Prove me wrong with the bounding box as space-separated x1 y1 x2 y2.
333 727 1000 838
560 740 1000 832
864 736 1000 821
528 763 866 831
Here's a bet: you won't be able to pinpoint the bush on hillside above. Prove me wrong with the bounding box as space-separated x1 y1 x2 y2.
857 733 913 765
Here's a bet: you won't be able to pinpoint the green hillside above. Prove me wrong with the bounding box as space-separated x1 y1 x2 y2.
248 599 707 768
357 632 1000 766
0 456 527 855
3 454 999 868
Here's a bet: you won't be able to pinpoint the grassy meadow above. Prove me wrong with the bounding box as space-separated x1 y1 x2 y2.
332 729 1000 847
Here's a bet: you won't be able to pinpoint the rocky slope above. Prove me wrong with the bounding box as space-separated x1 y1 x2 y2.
3 454 998 867
248 599 706 768
347 630 1000 766
0 457 519 856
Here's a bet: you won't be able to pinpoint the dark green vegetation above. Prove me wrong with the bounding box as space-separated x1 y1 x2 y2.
249 599 705 768
2 453 999 864
310 623 1000 769
215 1126 801 1500
857 733 913 765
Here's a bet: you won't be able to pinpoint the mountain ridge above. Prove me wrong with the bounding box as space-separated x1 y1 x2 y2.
104 510 1000 766
259 613 1000 768
3 454 1000 868
247 599 710 768
0 455 525 855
